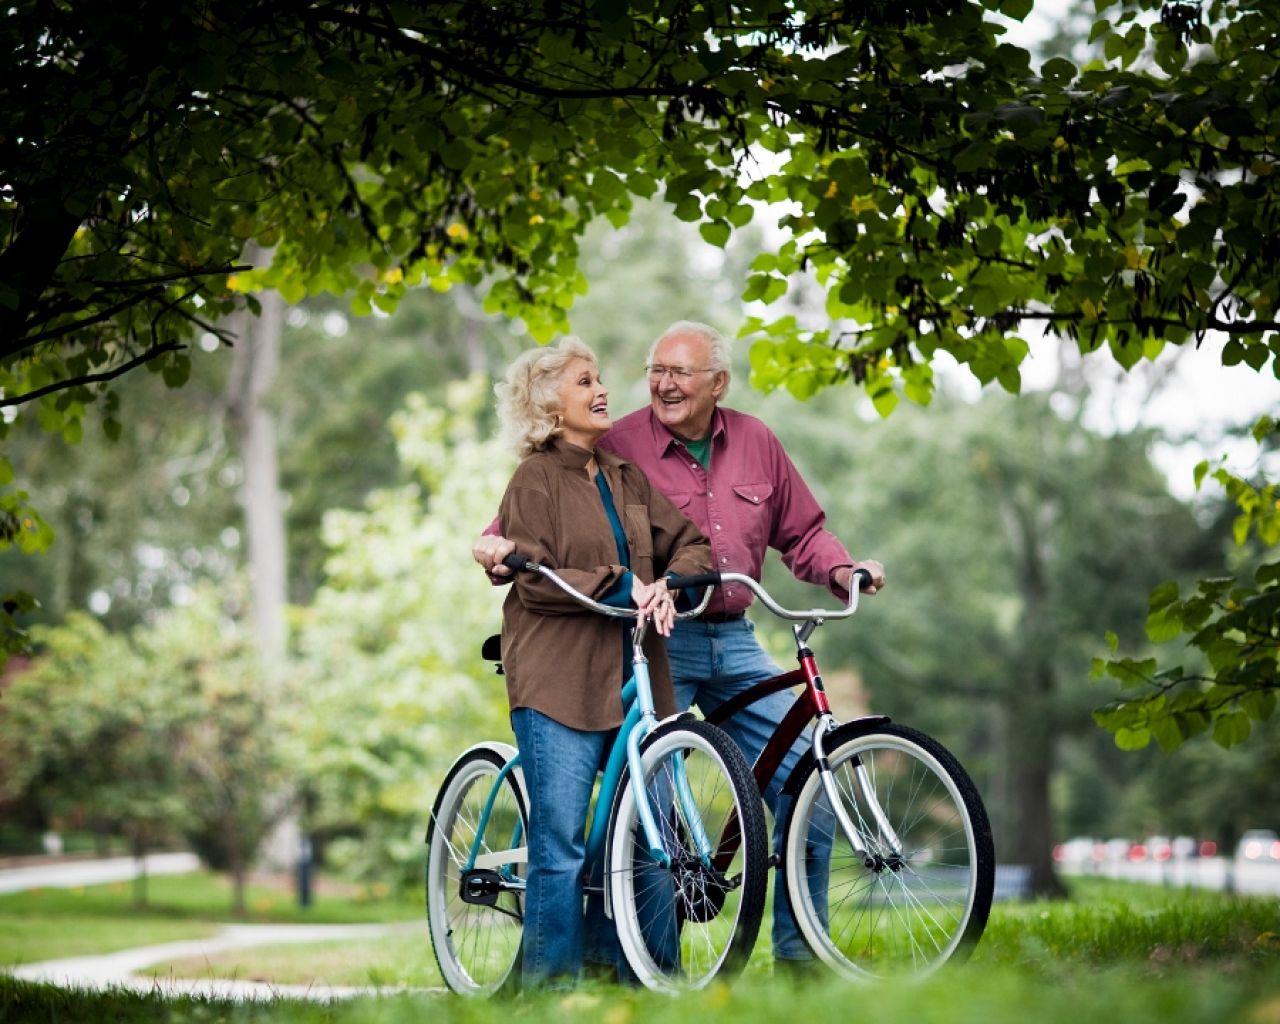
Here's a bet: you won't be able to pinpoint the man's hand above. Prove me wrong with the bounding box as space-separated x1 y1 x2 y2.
474 534 517 576
835 560 886 596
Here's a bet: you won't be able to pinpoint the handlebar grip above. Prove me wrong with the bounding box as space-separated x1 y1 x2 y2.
667 571 723 591
502 552 535 573
853 567 874 591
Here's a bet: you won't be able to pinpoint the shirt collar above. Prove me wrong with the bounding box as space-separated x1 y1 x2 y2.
544 438 596 471
648 405 726 455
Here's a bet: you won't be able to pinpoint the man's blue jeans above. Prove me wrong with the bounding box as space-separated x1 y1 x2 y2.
667 616 819 962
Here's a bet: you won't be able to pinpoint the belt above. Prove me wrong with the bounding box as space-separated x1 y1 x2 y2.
700 611 745 624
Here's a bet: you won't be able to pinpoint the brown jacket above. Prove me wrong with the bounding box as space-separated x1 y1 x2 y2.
498 440 711 731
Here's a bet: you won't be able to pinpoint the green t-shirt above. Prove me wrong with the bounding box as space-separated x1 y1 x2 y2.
681 435 712 469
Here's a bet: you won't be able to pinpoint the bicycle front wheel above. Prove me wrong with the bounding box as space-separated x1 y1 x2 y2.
607 718 768 992
782 722 994 981
426 743 528 996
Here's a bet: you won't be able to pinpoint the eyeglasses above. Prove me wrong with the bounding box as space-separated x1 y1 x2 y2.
645 364 717 381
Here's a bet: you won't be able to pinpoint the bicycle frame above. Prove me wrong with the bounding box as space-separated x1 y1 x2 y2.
700 572 905 866
461 566 721 896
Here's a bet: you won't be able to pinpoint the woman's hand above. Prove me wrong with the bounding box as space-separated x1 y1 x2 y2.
631 577 677 636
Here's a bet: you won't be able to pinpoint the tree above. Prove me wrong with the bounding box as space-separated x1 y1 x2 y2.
6 1 1277 438
747 384 1210 896
6 0 1278 749
0 590 294 912
1093 416 1279 751
289 378 516 886
0 615 189 907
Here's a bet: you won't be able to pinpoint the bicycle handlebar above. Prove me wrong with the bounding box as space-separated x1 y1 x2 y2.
500 554 871 623
711 568 872 622
500 553 716 620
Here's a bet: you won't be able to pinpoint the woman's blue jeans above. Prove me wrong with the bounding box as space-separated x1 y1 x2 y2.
510 707 611 990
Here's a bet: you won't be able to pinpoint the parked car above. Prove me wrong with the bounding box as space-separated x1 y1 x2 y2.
1235 829 1280 862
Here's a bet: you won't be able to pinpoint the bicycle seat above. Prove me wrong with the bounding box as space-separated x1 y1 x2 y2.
481 633 503 675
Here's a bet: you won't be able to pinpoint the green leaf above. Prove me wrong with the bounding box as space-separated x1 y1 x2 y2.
1114 726 1151 751
699 220 731 248
1212 711 1251 747
1040 57 1077 86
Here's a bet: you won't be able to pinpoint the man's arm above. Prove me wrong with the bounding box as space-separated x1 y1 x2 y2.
764 429 887 599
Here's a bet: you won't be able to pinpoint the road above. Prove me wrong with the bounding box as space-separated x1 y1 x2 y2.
1063 856 1280 895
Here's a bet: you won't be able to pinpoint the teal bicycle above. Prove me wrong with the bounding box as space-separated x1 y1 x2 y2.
425 557 769 994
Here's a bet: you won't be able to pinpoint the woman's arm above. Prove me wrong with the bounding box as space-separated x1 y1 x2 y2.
499 479 630 616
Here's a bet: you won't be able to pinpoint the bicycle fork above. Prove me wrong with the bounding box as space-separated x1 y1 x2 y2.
795 629 906 871
813 716 907 870
626 626 713 869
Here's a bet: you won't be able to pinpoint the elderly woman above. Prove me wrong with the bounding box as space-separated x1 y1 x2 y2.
494 337 710 990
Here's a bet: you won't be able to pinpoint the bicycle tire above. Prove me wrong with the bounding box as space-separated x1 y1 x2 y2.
426 743 528 996
781 721 994 980
607 718 769 991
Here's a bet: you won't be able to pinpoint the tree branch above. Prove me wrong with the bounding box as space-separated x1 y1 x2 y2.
0 342 184 408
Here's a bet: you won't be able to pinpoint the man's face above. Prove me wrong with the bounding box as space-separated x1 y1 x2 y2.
647 331 726 441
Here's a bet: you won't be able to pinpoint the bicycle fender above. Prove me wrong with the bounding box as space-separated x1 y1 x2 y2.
424 741 528 844
778 716 892 798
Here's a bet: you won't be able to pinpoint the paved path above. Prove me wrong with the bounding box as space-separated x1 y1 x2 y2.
0 853 201 894
9 921 440 1002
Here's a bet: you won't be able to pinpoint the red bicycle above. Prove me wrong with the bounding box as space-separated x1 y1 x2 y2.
699 568 995 980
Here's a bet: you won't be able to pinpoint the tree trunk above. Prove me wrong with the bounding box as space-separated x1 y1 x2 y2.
224 254 296 878
129 834 150 909
998 481 1068 899
225 262 287 674
1006 672 1067 899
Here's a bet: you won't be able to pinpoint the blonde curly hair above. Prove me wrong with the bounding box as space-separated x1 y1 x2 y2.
496 336 599 459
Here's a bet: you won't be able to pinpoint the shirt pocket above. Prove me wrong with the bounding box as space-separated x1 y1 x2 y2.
667 491 694 514
731 482 774 551
623 504 654 562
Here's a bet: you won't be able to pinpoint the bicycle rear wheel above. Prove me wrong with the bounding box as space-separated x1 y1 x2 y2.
782 722 994 980
607 718 768 992
426 743 528 996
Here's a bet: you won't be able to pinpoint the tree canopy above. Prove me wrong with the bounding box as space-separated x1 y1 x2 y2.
3 0 1277 749
6 1 1278 418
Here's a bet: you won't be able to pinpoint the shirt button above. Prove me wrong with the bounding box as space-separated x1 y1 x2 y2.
714 523 721 531
720 557 728 565
707 491 714 498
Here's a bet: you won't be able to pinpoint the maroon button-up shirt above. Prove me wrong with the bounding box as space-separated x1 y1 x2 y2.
598 406 853 616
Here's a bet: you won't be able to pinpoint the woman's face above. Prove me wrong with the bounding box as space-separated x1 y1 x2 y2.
555 356 610 449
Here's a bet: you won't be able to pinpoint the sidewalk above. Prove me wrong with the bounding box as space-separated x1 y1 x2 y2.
9 921 439 1002
0 852 200 894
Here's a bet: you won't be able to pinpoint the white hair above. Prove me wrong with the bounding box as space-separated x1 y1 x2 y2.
495 337 598 458
647 320 731 396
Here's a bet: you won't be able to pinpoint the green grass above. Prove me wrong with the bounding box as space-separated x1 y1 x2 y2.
142 931 435 990
2 876 1278 1023
0 870 421 968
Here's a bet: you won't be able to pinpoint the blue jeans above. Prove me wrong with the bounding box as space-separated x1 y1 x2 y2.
511 708 679 988
511 707 613 989
667 617 819 961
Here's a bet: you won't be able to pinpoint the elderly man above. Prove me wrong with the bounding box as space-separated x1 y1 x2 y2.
474 320 885 975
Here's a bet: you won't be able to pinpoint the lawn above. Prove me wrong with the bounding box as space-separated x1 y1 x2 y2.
0 870 420 967
2 874 1278 1024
